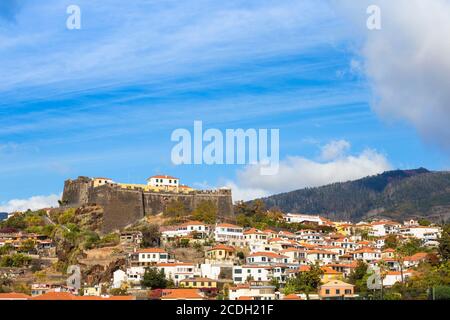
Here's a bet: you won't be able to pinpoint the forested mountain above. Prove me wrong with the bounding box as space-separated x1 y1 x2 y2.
256 168 450 222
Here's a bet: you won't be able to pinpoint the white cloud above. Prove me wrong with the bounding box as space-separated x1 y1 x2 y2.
227 142 391 201
338 0 450 150
0 194 60 213
320 139 351 161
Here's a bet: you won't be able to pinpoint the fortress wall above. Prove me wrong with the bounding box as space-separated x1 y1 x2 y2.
142 190 234 218
62 177 234 232
61 177 91 207
88 186 145 233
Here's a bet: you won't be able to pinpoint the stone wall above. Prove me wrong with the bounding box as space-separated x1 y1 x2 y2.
61 177 234 233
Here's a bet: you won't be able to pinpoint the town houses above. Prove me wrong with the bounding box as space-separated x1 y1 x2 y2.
1 208 445 301
106 215 443 300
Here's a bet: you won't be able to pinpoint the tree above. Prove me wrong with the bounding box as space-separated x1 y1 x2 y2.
192 200 217 224
397 238 424 256
383 234 399 250
438 224 450 261
284 263 323 299
348 260 369 294
164 200 189 219
418 219 431 227
141 268 168 289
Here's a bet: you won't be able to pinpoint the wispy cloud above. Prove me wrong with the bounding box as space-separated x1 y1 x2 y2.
227 141 391 201
0 194 60 213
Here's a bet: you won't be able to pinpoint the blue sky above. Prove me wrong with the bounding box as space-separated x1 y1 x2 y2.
1 0 449 210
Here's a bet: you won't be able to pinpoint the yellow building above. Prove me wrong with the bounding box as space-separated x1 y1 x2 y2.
205 244 236 263
179 277 217 289
321 266 343 282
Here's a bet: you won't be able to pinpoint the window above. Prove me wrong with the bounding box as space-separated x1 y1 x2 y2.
345 289 352 295
325 289 330 294
235 269 242 274
336 289 340 295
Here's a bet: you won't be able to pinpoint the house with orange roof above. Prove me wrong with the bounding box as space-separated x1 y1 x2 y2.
381 248 396 259
160 289 206 300
403 252 429 268
351 248 381 263
283 293 302 300
130 247 169 266
179 277 218 289
205 244 237 264
244 228 269 246
278 230 296 239
214 223 245 247
319 280 356 300
31 292 135 300
321 266 343 282
326 261 358 277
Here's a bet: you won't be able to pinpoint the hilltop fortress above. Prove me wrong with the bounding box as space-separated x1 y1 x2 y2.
61 175 234 233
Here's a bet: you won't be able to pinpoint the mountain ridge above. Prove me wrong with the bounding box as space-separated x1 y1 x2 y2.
255 168 450 222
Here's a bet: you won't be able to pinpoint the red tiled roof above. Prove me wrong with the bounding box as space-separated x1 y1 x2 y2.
283 294 302 300
31 292 75 300
216 223 242 229
0 292 30 300
248 251 288 258
150 175 179 180
136 248 167 254
209 244 235 252
161 289 204 300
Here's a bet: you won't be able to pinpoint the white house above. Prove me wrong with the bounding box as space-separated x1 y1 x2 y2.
382 271 413 287
147 175 179 188
399 226 441 241
130 248 169 266
351 248 381 263
214 223 245 247
233 265 271 283
244 228 269 247
306 250 339 265
246 252 290 265
161 221 210 240
284 213 328 226
200 263 222 280
112 270 127 289
155 262 201 285
229 282 277 300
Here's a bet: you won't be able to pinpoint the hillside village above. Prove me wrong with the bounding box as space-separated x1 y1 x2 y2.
1 176 450 301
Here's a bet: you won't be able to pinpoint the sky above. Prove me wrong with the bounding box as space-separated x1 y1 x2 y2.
1 0 450 211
